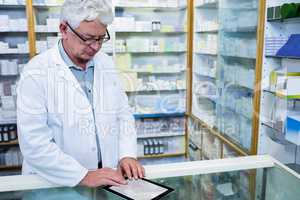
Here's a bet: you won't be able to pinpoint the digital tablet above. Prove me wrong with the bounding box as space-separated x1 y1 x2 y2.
103 178 174 200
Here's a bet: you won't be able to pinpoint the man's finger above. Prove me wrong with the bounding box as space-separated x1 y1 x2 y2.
123 163 132 179
130 162 139 179
137 164 145 178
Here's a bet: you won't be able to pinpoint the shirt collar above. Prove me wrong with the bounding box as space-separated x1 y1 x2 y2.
58 39 94 70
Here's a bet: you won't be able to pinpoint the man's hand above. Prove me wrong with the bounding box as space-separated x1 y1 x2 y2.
80 167 127 188
118 157 145 180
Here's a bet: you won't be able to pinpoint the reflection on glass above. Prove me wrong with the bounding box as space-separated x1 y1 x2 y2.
216 0 259 151
192 0 260 151
2 165 300 200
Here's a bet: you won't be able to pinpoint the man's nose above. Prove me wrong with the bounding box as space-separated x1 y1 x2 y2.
90 42 101 50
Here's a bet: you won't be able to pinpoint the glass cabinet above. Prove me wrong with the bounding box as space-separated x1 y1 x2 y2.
192 0 219 128
216 0 259 152
0 155 299 200
192 0 263 152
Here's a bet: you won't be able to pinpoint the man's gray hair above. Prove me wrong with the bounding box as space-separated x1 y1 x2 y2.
60 0 113 28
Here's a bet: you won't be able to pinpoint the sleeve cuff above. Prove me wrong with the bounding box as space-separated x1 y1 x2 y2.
71 167 89 187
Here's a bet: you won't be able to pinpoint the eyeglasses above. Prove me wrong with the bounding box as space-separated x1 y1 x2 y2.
66 22 110 46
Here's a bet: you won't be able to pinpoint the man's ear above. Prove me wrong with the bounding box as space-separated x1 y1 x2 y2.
59 22 68 39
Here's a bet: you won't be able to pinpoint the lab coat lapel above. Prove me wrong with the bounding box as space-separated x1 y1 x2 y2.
50 43 93 124
51 44 86 98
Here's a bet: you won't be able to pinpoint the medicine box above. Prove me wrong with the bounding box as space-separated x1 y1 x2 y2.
286 114 300 145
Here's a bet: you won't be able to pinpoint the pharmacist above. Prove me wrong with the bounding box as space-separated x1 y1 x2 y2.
17 0 144 187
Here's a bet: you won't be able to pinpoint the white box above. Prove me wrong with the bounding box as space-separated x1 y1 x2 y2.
4 0 18 5
17 19 27 31
0 60 18 75
0 83 4 96
46 18 60 32
113 17 135 31
1 96 15 110
135 21 152 32
0 15 9 29
17 43 28 53
35 25 48 32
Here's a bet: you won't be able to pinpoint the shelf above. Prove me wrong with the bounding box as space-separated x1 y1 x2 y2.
126 88 186 93
275 90 300 100
0 74 19 77
263 89 300 100
33 3 62 8
0 49 28 55
221 53 256 60
194 71 216 79
195 94 217 103
222 26 257 33
261 121 282 133
137 131 185 139
195 29 218 33
194 51 217 56
121 69 185 74
195 1 218 9
0 29 28 33
266 55 300 60
0 3 25 8
268 17 300 23
115 4 187 10
222 80 254 91
134 112 185 119
138 152 185 159
0 140 18 147
116 50 186 54
0 119 17 125
261 121 293 146
115 30 186 34
0 165 21 170
222 7 258 11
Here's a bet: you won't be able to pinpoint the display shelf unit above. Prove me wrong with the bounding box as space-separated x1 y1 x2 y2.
0 140 18 147
114 0 189 160
258 0 300 169
13 0 188 163
0 165 21 170
138 152 185 159
0 0 33 172
191 0 219 132
189 0 266 157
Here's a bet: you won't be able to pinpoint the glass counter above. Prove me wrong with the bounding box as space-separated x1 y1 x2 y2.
0 155 299 200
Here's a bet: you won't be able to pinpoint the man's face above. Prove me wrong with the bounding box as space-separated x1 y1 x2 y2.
60 20 107 61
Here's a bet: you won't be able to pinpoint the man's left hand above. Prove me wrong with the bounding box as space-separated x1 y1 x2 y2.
118 157 145 179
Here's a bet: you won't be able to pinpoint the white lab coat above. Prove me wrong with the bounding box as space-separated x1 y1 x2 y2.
17 43 137 187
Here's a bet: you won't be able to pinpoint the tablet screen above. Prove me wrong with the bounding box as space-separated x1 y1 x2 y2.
104 178 174 200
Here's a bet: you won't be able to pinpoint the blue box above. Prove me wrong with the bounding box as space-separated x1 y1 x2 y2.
286 115 300 145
